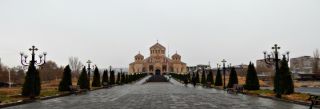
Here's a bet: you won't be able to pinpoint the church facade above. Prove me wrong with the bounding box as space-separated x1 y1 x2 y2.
129 42 187 75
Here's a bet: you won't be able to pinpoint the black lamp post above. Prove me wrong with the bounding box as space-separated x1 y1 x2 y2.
217 63 221 80
263 44 289 98
239 63 245 76
221 59 227 89
20 45 47 98
87 60 92 81
20 45 47 66
228 63 232 71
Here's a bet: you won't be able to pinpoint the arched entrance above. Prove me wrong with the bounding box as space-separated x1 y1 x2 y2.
155 69 161 75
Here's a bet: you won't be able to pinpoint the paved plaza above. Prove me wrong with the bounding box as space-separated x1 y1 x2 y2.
4 76 313 109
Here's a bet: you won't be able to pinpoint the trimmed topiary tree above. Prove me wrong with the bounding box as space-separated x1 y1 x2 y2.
116 72 121 84
215 68 223 86
77 67 90 90
195 71 200 84
59 65 72 91
109 70 115 85
92 67 101 87
22 62 41 97
207 70 214 86
244 62 260 90
227 67 238 88
201 71 206 85
121 73 125 84
102 70 109 86
280 56 294 94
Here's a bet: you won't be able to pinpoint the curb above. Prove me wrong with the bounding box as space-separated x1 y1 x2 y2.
171 77 319 108
0 86 113 108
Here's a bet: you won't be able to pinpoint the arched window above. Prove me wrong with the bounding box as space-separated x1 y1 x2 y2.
149 65 154 72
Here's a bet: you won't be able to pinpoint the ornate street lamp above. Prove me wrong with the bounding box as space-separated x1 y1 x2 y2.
221 59 227 89
217 64 221 69
109 65 112 72
20 45 47 98
239 63 245 76
20 45 47 66
263 44 289 98
87 60 93 80
228 63 232 71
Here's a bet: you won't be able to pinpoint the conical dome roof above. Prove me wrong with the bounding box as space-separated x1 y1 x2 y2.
172 52 181 58
150 42 165 50
135 53 144 58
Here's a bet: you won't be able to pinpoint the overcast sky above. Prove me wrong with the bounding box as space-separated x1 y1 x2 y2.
0 0 319 68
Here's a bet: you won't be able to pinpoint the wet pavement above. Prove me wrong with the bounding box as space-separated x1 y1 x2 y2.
4 76 314 109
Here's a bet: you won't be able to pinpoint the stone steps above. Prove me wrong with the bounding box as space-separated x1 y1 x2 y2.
146 75 169 82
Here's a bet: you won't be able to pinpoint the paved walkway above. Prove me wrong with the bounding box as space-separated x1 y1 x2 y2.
5 76 313 109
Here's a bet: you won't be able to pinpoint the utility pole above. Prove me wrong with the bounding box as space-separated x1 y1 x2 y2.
8 67 11 88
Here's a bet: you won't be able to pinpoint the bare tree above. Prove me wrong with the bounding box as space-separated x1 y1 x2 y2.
313 49 319 74
10 66 25 84
39 60 63 82
68 57 83 78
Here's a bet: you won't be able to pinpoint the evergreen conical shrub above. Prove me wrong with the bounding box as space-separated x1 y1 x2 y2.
244 62 260 90
110 71 115 85
227 67 238 88
121 73 125 84
59 65 72 91
77 67 90 90
280 56 294 94
196 71 200 83
215 69 223 86
102 70 109 86
116 73 121 84
22 62 41 97
92 67 101 87
207 70 214 85
201 71 206 85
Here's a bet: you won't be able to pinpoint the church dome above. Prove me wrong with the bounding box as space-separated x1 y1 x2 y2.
135 53 144 58
150 42 166 50
172 53 181 58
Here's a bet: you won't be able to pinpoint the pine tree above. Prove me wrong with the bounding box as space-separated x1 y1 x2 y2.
201 71 206 85
116 73 121 84
92 67 101 87
207 70 214 85
34 69 41 96
22 63 41 97
110 70 115 85
121 73 125 84
59 65 72 91
102 70 109 86
215 68 223 86
195 71 200 83
187 73 191 81
244 62 260 90
227 67 238 88
280 56 294 94
77 67 89 90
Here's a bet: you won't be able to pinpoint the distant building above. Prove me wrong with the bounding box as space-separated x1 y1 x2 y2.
129 42 187 75
233 64 249 76
210 64 248 77
290 56 318 74
187 65 210 73
256 59 275 77
290 56 320 80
